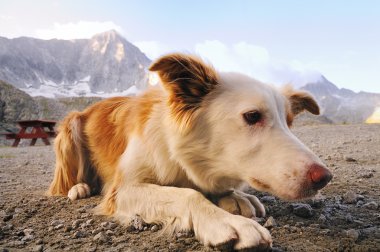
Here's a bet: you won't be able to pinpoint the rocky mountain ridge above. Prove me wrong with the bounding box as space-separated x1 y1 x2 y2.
0 30 150 98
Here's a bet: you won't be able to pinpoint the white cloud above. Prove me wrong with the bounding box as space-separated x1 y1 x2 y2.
195 40 321 87
35 21 124 40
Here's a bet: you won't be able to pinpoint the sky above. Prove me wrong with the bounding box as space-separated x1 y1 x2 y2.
1 0 379 92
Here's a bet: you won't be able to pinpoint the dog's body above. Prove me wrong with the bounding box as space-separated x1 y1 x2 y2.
48 53 332 250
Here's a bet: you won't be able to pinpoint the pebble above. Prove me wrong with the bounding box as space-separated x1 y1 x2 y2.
263 216 277 229
73 230 85 239
151 225 159 232
344 156 357 162
92 227 102 235
86 219 94 225
50 220 64 226
64 226 72 232
3 215 13 222
35 239 43 244
362 201 378 210
105 230 114 236
260 196 276 204
22 234 34 242
291 203 314 218
93 232 109 243
318 214 327 223
346 229 360 241
33 245 43 252
54 224 64 230
23 228 34 236
342 191 358 204
72 219 84 229
130 215 146 231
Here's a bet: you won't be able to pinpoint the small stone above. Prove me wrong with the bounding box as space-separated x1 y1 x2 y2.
345 214 353 223
346 229 360 241
33 245 43 252
130 215 146 231
86 219 94 225
151 225 159 232
64 226 72 232
93 232 109 243
77 207 86 213
105 230 114 236
50 220 63 226
263 216 277 229
35 239 43 245
318 214 327 223
291 203 314 218
260 196 276 204
3 215 12 222
108 222 117 229
73 231 85 239
72 219 84 229
23 228 34 236
54 224 64 230
22 234 35 242
48 227 54 232
92 227 102 235
362 201 378 210
344 156 357 162
343 191 358 204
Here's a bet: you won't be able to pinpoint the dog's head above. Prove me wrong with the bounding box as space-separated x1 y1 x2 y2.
150 53 332 200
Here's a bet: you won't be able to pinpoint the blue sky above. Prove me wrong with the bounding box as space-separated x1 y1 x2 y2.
1 0 379 92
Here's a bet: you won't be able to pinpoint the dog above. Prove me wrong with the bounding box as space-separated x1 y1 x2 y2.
48 53 332 250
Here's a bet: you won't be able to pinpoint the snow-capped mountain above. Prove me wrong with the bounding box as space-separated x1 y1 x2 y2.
301 75 380 123
0 30 150 98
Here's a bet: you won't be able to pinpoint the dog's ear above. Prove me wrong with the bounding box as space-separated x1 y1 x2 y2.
282 86 320 116
149 53 219 128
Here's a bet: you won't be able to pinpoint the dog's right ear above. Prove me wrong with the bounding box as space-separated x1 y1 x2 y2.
149 53 219 129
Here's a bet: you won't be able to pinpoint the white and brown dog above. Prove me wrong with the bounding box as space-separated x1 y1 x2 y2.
48 53 332 250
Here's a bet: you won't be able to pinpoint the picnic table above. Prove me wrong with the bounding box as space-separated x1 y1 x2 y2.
2 120 57 147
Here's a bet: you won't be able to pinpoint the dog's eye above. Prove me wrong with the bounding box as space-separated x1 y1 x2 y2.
243 111 262 125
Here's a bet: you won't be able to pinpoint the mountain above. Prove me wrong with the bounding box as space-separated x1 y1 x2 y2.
0 30 150 98
301 76 380 123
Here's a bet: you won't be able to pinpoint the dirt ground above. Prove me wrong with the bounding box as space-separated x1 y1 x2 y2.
0 124 379 252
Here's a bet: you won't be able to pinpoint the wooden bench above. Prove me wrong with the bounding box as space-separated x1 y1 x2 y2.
1 120 57 147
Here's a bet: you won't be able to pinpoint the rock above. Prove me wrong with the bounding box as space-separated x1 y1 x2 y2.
344 156 357 162
86 219 94 225
362 201 378 210
54 224 64 230
72 219 84 229
73 231 85 239
151 225 159 232
130 215 146 231
342 191 358 204
263 216 277 229
92 227 102 235
33 245 43 252
50 220 64 226
35 239 43 244
3 215 12 222
23 228 34 236
291 203 314 218
22 234 34 242
318 214 327 223
64 226 72 232
260 196 276 204
105 230 114 236
361 227 380 239
346 229 360 241
93 232 109 243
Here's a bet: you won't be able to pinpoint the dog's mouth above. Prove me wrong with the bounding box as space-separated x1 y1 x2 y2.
248 177 319 201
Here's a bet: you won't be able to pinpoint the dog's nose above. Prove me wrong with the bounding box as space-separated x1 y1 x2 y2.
307 164 333 190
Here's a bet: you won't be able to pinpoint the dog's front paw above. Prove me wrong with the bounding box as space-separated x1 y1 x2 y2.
217 190 266 218
196 213 272 250
68 183 91 201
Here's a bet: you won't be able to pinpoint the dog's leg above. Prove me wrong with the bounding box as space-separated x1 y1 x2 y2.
115 184 272 250
215 190 266 218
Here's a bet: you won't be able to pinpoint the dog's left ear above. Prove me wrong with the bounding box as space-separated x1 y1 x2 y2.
282 86 320 116
149 53 219 128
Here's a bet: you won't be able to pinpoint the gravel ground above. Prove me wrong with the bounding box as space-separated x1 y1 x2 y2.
0 124 379 251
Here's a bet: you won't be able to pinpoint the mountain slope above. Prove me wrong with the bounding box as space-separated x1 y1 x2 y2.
301 76 380 123
0 30 150 97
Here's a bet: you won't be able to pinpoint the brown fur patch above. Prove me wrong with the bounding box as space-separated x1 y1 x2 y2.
149 53 219 130
250 178 271 190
